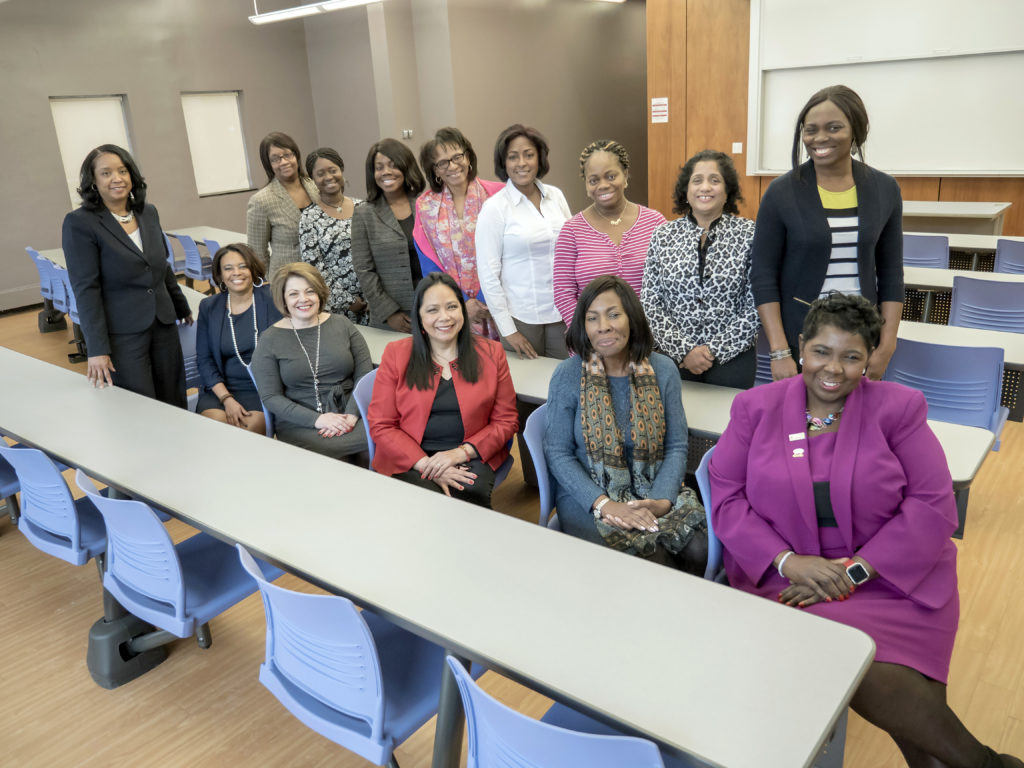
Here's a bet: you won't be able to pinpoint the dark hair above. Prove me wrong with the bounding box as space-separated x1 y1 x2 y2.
579 139 630 178
271 262 329 317
801 293 882 353
565 275 654 363
672 150 743 217
76 144 147 213
406 272 480 390
420 127 478 194
791 85 870 172
212 243 268 292
258 132 305 184
493 124 551 182
304 147 344 179
363 138 426 203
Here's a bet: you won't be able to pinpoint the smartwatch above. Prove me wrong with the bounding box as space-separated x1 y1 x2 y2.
843 558 870 585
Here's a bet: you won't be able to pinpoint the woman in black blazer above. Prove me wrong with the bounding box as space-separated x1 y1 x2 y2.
351 138 427 331
195 244 281 433
62 144 193 406
751 85 903 382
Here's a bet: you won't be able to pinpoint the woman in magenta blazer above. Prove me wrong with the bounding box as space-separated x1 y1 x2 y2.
368 272 519 508
710 293 1021 768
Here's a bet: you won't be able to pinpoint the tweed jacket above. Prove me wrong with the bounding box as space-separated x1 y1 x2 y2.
351 194 420 328
62 203 190 357
246 176 319 281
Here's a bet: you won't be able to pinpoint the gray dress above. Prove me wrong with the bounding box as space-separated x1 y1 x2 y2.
251 313 371 459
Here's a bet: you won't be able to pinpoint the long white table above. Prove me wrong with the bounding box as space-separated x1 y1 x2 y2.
903 201 1012 236
0 345 874 768
904 266 1024 292
906 231 1024 253
165 226 247 247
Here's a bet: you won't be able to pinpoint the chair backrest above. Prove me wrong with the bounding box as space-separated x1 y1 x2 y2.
902 234 949 269
237 544 387 743
203 239 222 259
25 247 54 300
694 446 723 581
164 233 180 271
446 656 664 768
883 338 1005 431
77 470 188 623
754 330 772 386
52 265 79 321
247 366 275 437
0 443 89 554
949 276 1024 333
994 238 1024 274
177 321 201 390
523 404 555 527
178 234 210 280
352 368 377 462
42 260 68 313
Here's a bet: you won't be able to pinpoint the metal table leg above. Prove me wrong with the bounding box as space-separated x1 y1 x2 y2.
431 651 468 768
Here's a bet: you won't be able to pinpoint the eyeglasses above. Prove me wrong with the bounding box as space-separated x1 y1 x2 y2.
433 152 466 173
269 150 295 165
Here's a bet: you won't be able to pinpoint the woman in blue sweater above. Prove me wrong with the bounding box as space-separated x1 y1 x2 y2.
543 275 707 573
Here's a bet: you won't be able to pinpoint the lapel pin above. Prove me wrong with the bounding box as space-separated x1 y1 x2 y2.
792 448 805 458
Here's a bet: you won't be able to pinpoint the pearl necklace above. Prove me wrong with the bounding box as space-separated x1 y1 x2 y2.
806 406 843 432
226 292 258 370
112 210 134 224
592 201 628 226
291 316 324 413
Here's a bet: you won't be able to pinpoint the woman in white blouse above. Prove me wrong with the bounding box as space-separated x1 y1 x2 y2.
475 124 572 360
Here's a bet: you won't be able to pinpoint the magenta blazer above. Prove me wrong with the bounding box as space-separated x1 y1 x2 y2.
709 376 958 610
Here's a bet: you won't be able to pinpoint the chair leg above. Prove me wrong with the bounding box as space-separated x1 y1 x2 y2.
5 494 19 525
94 552 106 581
196 621 213 649
387 756 401 768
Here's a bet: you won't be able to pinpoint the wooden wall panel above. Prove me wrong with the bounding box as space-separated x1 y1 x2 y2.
893 177 941 203
646 0 686 219
940 177 1024 236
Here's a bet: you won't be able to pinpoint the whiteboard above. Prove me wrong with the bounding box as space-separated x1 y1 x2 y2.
180 91 252 196
50 95 132 208
748 0 1024 176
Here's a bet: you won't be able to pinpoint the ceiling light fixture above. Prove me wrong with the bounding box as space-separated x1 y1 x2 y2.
249 0 380 26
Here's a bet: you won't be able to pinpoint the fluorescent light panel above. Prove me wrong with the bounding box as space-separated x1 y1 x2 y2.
249 0 378 25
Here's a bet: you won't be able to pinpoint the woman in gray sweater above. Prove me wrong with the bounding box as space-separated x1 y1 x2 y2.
251 262 371 461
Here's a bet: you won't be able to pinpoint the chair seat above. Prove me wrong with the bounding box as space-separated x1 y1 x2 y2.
20 497 106 566
107 534 282 637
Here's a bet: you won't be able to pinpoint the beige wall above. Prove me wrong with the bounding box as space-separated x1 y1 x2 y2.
0 0 317 310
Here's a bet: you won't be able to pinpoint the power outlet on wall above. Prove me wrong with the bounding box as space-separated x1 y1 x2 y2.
401 129 413 139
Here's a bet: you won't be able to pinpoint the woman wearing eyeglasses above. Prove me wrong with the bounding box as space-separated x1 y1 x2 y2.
414 127 504 338
247 131 320 280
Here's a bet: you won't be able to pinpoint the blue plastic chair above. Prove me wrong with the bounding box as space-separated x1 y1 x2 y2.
46 261 68 314
77 470 281 645
522 403 559 529
949 276 1024 333
994 238 1024 274
693 447 723 581
237 544 453 767
203 239 223 261
903 234 949 268
0 450 21 526
247 366 275 438
352 368 377 463
0 443 105 567
754 330 773 386
25 247 57 303
883 338 1009 450
178 321 201 412
445 657 669 768
177 233 213 286
164 233 186 275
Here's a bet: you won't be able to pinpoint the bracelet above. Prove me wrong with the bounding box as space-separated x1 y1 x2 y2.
777 550 795 578
218 391 234 404
768 348 792 361
593 497 611 520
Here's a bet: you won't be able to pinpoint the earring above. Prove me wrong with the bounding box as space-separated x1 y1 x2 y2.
862 368 867 375
799 357 804 365
129 190 135 202
252 278 265 288
219 282 227 292
91 183 97 191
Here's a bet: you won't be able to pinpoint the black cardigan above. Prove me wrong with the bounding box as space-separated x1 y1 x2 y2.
750 160 903 349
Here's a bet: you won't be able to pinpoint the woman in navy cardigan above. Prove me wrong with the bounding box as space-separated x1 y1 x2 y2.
195 244 281 433
751 85 903 382
62 144 192 407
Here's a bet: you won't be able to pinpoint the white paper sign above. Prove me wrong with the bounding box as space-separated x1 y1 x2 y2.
651 97 669 124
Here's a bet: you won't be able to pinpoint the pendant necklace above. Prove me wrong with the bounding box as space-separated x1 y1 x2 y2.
292 317 324 413
593 201 628 227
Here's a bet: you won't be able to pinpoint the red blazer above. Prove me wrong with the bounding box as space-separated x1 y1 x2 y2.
368 336 519 476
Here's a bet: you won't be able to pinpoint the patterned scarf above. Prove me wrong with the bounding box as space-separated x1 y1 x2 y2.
580 353 706 556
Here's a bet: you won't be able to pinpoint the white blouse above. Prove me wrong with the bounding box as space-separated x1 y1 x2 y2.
475 179 571 337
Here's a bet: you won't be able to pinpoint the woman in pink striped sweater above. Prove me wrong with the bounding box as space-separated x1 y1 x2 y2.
552 140 665 327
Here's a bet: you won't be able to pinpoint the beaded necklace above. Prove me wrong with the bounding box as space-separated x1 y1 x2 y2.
806 406 843 432
226 292 258 370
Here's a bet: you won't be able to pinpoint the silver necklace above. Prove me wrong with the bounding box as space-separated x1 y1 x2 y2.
226 292 258 370
322 195 345 213
291 317 323 413
112 210 134 224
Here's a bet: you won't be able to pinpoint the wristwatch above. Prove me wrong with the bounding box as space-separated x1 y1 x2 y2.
593 497 611 520
843 558 870 585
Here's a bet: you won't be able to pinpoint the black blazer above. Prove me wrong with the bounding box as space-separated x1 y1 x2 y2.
750 160 904 349
62 204 191 357
195 284 281 390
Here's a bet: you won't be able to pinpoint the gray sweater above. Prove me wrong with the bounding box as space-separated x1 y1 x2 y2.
251 313 372 428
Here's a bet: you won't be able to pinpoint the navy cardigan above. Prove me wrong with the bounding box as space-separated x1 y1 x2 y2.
195 284 281 391
750 160 904 349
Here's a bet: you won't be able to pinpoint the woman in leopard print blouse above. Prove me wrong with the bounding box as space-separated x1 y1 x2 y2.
640 150 758 389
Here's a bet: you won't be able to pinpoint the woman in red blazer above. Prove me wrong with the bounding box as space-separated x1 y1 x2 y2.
368 272 518 507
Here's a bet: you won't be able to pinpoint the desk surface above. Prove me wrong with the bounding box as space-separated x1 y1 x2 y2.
166 226 247 246
0 346 874 768
904 266 1024 291
905 232 1024 252
903 201 1012 219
